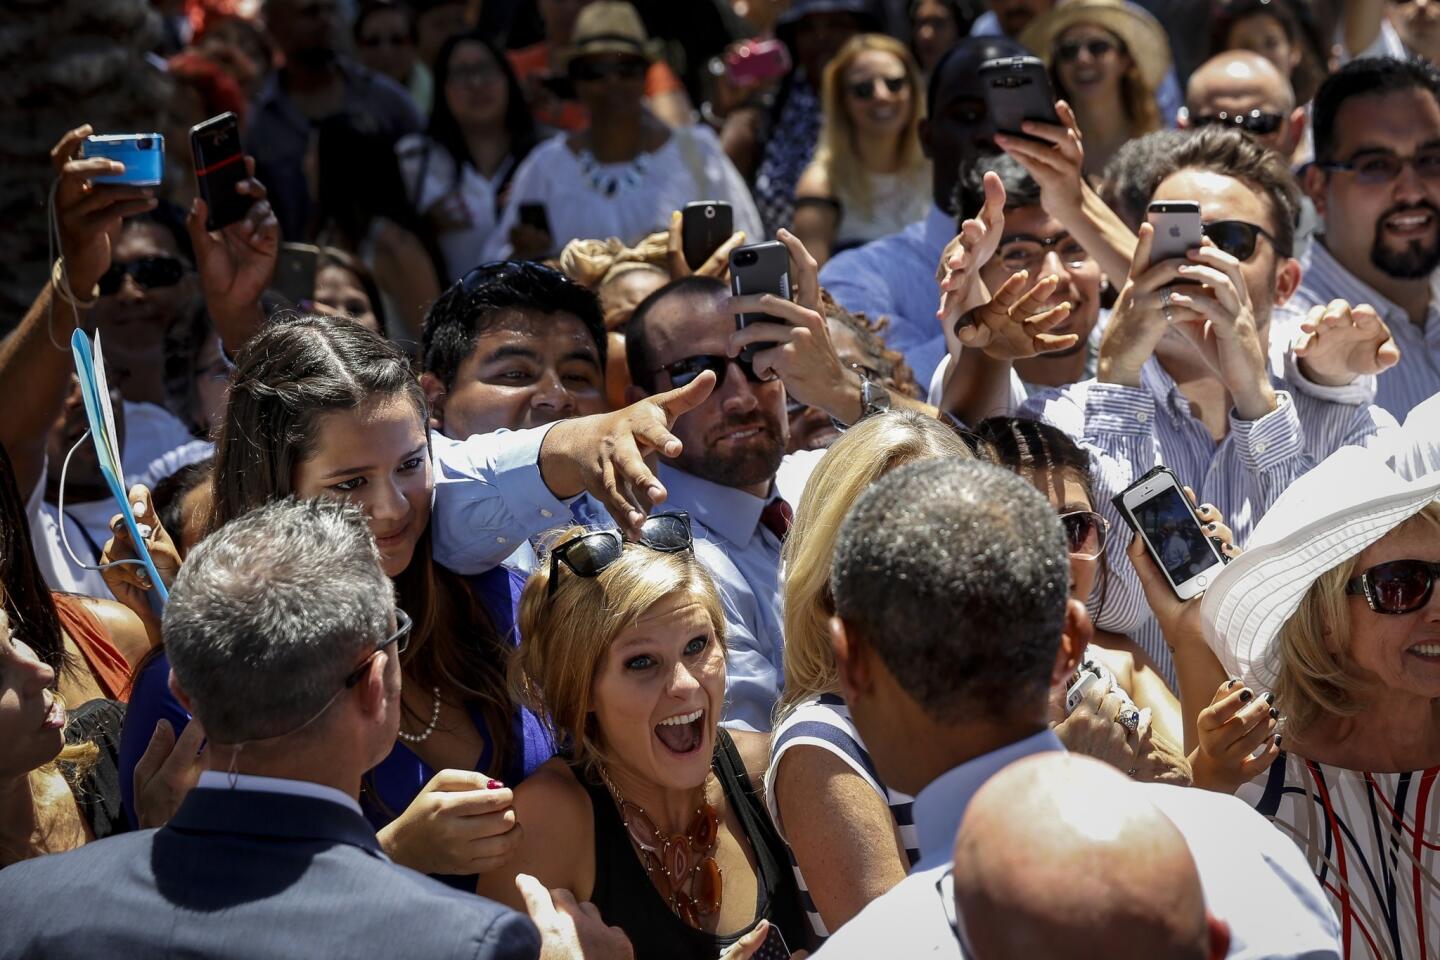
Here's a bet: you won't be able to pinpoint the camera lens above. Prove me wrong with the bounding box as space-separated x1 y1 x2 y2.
704 205 715 219
138 137 153 149
737 251 756 266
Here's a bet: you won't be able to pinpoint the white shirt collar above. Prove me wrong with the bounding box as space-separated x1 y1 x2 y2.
911 728 1065 869
196 771 364 818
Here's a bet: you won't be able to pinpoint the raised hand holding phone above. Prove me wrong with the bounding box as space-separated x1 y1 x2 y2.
191 113 251 230
1097 223 1206 387
1115 467 1226 601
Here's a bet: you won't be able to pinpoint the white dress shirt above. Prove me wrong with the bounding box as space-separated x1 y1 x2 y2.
814 737 1341 959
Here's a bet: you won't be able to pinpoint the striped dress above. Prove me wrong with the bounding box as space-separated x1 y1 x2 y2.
764 693 921 941
1239 752 1440 959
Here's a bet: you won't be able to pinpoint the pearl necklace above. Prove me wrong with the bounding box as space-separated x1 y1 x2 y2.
397 686 442 744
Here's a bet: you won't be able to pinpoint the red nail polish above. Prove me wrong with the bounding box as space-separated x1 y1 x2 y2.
487 779 503 790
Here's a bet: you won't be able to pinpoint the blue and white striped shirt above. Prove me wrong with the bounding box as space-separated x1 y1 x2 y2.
765 693 920 941
1021 360 1396 683
1281 238 1440 421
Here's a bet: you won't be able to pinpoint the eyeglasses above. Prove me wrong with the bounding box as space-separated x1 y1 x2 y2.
1345 559 1440 615
1060 510 1109 560
359 33 409 49
1201 220 1276 261
654 354 777 389
848 76 908 100
547 513 693 597
997 233 1092 273
1056 38 1118 62
570 56 648 83
1191 109 1284 136
342 608 414 688
1317 148 1440 186
449 62 501 87
98 256 185 296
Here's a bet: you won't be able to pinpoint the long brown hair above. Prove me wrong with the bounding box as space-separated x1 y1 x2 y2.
209 315 512 766
0 441 72 680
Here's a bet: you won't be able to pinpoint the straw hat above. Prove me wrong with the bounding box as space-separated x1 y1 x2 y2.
1019 0 1172 92
562 1 661 66
1200 440 1440 692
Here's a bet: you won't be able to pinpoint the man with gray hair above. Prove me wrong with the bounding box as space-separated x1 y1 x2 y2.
811 458 1339 958
0 499 543 960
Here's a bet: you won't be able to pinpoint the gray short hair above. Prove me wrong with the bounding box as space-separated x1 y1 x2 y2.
163 498 395 743
831 458 1070 723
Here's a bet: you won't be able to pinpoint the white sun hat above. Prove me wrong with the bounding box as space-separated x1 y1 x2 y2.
1200 440 1440 692
1368 390 1440 482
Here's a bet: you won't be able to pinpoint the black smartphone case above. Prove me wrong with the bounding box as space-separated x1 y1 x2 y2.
682 203 734 270
191 114 251 231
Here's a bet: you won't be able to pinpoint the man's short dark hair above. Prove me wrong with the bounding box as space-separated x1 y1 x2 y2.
831 457 1070 724
624 275 728 393
1100 129 1194 231
422 260 606 389
1312 56 1440 163
1146 126 1302 257
957 153 1041 222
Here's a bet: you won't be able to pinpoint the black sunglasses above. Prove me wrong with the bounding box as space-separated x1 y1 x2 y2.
547 513 693 598
98 256 185 296
849 76 908 100
1057 38 1118 62
655 354 777 390
1345 559 1440 615
1202 220 1277 261
571 56 647 83
343 608 414 688
1060 510 1109 560
1192 109 1284 136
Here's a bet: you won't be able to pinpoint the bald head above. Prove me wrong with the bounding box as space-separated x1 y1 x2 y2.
953 754 1217 960
1184 52 1301 154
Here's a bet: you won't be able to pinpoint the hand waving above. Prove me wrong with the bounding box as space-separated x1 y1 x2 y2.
936 171 1006 333
956 270 1077 360
1293 299 1401 387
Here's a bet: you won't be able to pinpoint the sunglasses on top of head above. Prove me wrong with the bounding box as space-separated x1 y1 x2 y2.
547 513 693 597
654 354 777 390
1345 559 1440 615
1201 220 1277 261
849 76 908 100
1191 109 1284 136
98 256 185 296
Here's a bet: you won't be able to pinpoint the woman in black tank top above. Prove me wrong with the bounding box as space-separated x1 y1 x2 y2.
474 522 806 958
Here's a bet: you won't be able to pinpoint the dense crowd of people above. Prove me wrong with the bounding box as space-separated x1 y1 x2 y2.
2 0 1439 957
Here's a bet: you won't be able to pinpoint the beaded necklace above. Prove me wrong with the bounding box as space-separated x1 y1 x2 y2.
576 147 652 198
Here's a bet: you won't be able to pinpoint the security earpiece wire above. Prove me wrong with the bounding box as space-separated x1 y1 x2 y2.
56 428 148 577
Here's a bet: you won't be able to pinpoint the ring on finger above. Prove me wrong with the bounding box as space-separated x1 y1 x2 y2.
1115 708 1141 734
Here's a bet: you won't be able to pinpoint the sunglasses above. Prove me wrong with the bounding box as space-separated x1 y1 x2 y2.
1060 510 1109 560
1202 220 1276 261
571 57 648 83
1345 559 1440 615
1056 38 1118 62
547 513 693 597
655 354 777 389
1318 149 1440 186
1192 109 1284 136
849 76 908 100
98 256 185 296
343 608 414 688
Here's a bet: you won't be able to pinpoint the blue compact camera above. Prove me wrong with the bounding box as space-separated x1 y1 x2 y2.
82 134 165 186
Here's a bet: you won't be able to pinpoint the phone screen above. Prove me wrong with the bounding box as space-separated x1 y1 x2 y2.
1132 485 1218 584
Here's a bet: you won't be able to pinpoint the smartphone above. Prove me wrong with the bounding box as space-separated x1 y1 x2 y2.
729 241 790 364
1065 666 1104 714
273 242 319 307
190 113 251 231
519 202 551 235
682 201 734 270
81 134 165 186
1147 201 1203 265
1114 467 1226 600
750 924 791 960
725 38 792 88
978 56 1061 139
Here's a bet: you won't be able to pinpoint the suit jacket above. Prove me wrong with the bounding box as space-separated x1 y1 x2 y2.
0 787 540 959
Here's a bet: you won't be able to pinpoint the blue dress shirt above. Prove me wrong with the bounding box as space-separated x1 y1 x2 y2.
820 205 956 386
